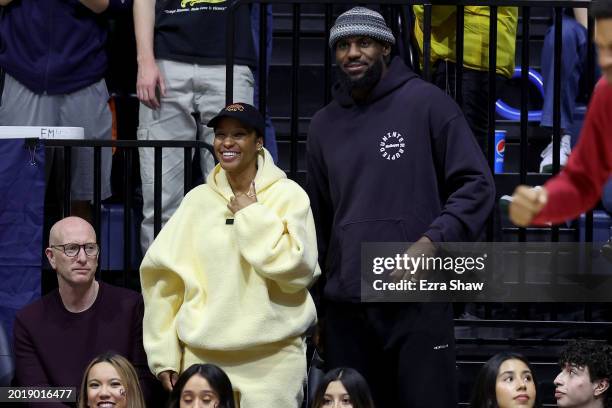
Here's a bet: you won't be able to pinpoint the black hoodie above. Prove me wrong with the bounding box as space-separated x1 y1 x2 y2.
306 57 495 303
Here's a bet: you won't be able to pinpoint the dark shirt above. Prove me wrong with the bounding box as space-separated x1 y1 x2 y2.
154 0 257 67
0 0 132 95
13 282 155 407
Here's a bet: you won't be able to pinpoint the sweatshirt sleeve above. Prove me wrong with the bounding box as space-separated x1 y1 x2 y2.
13 312 82 408
13 314 51 387
139 223 186 377
533 82 612 225
233 184 320 293
423 110 496 242
129 296 159 405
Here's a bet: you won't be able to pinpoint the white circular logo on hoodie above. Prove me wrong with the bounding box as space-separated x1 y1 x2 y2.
379 131 405 161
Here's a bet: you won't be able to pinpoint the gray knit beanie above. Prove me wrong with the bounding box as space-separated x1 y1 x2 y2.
329 7 396 49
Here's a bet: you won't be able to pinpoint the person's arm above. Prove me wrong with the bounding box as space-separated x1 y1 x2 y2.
233 182 320 293
0 0 14 6
78 0 109 13
305 124 333 279
129 296 161 400
133 0 165 109
13 315 51 387
139 251 184 383
13 316 77 408
573 8 588 29
423 107 496 242
514 82 612 226
305 121 332 320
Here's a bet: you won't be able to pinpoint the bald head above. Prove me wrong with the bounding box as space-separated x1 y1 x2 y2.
46 217 98 295
49 217 96 246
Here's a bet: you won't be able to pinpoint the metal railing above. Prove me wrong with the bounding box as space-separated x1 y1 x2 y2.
42 139 212 286
33 0 602 298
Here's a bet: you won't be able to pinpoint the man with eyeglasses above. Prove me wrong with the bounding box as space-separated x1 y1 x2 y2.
12 216 156 407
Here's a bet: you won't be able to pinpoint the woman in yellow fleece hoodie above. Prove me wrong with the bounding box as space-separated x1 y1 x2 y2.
139 103 320 408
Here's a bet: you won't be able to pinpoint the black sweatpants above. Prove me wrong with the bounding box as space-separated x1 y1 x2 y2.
324 302 457 408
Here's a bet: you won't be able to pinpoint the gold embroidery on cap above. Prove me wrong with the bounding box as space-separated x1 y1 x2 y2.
225 104 245 112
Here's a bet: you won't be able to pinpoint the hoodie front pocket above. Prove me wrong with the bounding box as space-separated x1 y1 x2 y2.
333 219 410 296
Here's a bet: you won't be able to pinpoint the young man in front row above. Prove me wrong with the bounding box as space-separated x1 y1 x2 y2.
555 339 612 408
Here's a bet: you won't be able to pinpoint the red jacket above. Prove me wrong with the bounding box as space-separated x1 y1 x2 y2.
534 78 612 225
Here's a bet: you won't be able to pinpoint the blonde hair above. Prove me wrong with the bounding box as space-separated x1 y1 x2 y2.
78 352 146 408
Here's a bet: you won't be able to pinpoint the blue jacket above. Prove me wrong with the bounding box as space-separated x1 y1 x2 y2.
306 57 495 303
0 0 131 95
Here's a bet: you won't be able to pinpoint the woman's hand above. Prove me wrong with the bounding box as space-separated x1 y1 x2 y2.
228 182 257 214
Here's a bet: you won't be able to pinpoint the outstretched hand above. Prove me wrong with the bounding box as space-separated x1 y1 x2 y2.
509 185 548 227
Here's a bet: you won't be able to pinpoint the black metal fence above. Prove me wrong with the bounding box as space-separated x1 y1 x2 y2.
36 0 602 299
42 139 212 287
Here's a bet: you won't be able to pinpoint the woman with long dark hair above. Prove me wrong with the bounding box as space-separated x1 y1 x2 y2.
470 352 539 408
311 367 375 408
167 364 235 408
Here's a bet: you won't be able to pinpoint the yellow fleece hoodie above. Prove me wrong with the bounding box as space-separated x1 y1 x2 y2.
140 149 320 377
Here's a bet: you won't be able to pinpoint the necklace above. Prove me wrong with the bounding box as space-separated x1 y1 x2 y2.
230 179 256 197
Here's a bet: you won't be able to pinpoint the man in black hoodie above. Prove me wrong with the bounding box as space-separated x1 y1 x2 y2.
306 7 495 407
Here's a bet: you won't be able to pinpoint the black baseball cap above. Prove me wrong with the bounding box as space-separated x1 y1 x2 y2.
206 103 265 139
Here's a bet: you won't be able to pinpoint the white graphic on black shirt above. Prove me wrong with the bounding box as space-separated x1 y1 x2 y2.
379 131 405 161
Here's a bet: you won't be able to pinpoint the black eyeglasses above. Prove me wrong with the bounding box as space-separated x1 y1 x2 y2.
50 243 99 257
